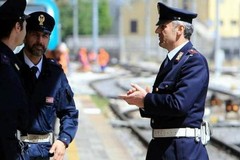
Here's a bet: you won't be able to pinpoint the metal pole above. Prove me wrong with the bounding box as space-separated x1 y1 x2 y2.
191 0 197 45
92 0 99 54
214 0 222 76
73 0 78 54
118 0 126 64
144 0 151 57
239 2 240 57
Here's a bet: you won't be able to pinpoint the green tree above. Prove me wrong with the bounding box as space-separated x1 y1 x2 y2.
98 0 112 35
56 0 112 40
78 0 92 35
57 1 73 40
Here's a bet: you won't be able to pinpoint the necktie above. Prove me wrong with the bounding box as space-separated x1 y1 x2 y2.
29 66 38 92
30 66 38 80
163 56 169 67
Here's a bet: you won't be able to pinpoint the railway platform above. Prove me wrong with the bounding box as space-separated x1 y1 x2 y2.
63 95 134 160
61 62 140 160
60 61 240 160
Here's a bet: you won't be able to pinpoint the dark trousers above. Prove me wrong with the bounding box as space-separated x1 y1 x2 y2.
16 142 51 160
146 138 209 160
0 137 19 160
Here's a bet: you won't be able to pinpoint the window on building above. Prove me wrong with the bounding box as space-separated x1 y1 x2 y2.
130 20 138 33
231 20 237 26
220 20 223 26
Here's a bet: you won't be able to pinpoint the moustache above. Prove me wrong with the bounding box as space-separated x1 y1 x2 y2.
33 44 45 50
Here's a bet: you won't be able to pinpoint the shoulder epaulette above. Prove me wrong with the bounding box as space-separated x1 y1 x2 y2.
47 58 61 68
0 53 10 64
188 49 198 55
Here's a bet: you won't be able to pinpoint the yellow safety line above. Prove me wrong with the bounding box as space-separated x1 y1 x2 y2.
66 140 80 160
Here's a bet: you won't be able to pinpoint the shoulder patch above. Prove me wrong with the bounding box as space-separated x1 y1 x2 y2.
188 49 198 55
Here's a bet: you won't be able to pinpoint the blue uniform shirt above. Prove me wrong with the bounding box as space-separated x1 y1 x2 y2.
0 42 29 159
17 50 78 146
140 42 209 160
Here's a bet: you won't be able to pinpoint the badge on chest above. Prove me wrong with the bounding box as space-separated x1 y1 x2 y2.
45 97 54 104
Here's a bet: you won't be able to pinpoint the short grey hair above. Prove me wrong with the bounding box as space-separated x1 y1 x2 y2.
172 21 194 40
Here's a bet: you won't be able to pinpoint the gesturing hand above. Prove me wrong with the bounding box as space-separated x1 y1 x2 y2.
119 83 150 108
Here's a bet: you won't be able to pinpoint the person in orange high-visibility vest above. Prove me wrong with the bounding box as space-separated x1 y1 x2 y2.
78 48 91 72
57 42 69 74
46 43 69 74
98 48 110 72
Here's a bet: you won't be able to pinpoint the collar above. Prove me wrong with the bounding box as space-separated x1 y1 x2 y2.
23 52 43 77
167 41 189 60
0 41 14 53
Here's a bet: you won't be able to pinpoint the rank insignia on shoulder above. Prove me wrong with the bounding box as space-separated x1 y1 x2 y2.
175 52 184 63
14 63 20 71
48 58 61 67
188 49 198 54
49 59 57 63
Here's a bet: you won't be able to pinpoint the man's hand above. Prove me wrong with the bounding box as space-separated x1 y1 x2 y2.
49 140 66 160
119 83 150 108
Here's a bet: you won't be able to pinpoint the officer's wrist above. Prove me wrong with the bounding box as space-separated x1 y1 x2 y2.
59 139 68 148
57 138 69 148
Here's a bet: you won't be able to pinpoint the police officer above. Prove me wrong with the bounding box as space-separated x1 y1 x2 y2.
0 0 29 159
120 2 209 160
16 11 78 160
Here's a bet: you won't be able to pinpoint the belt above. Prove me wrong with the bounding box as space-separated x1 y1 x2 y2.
152 128 200 138
20 133 53 143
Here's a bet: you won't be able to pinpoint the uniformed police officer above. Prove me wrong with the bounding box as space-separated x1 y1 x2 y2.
0 0 29 159
16 11 78 160
120 2 209 160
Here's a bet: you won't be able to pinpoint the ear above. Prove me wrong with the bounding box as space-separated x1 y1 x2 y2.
176 25 185 36
15 22 21 32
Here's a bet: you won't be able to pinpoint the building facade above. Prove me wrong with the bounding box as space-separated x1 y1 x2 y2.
119 0 240 63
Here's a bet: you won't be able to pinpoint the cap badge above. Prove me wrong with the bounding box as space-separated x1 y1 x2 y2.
38 14 45 26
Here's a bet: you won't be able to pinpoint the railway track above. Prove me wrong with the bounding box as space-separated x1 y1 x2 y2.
90 65 240 160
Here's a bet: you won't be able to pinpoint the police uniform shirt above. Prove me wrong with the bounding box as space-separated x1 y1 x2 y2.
161 40 188 69
0 42 29 159
142 2 209 160
167 40 189 61
23 52 42 78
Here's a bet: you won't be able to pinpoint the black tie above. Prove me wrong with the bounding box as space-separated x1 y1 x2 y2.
29 66 38 92
30 66 38 80
163 56 169 67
